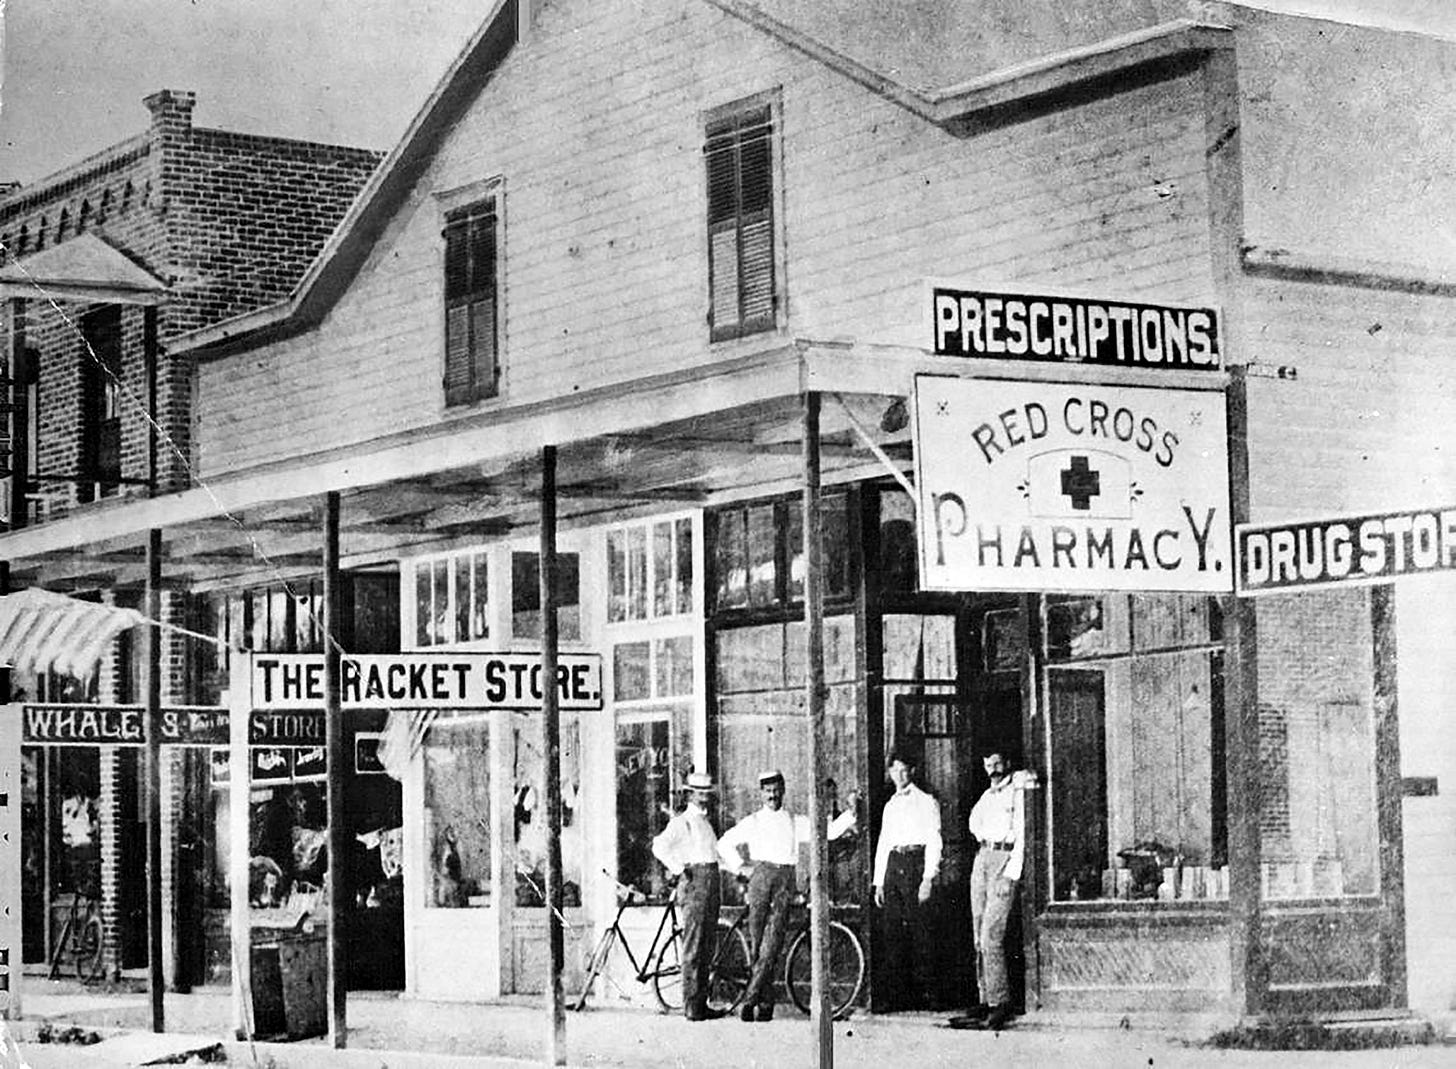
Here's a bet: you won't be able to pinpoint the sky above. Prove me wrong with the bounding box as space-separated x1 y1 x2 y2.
1 0 1455 185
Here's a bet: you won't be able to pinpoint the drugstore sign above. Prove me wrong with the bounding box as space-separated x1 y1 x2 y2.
249 652 604 711
913 375 1232 593
1237 506 1456 594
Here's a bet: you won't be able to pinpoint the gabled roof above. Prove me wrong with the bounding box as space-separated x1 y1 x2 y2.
178 0 1230 358
0 232 168 305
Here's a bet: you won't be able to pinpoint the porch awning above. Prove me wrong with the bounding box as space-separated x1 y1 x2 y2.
0 588 147 679
0 233 168 305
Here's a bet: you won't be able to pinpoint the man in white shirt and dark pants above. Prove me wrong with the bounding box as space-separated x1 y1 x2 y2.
960 750 1036 1032
871 750 943 1011
652 770 725 1021
718 770 857 1021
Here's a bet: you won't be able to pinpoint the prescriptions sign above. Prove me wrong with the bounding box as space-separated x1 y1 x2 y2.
250 652 604 711
913 375 1232 592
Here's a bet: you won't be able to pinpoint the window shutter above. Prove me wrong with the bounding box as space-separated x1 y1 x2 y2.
443 203 499 406
705 106 775 338
444 304 474 406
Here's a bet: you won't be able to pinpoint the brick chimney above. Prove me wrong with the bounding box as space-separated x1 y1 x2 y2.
143 89 196 139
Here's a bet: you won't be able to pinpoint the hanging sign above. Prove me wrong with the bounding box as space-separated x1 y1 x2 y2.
1237 506 1456 594
354 733 386 775
913 375 1232 592
249 652 604 711
250 747 293 783
928 284 1222 371
20 705 228 746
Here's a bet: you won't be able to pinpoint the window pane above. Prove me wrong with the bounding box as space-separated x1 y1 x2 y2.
628 526 647 622
514 718 581 907
747 504 777 606
675 517 694 615
512 552 581 642
614 642 651 702
424 719 490 908
616 718 673 901
823 494 851 598
453 555 470 644
652 521 673 618
469 553 490 640
654 636 694 698
607 529 627 624
784 500 803 602
415 564 433 647
716 510 748 610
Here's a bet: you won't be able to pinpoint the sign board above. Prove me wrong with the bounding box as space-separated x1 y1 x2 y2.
354 732 385 775
249 652 604 712
21 705 228 746
251 747 293 783
1237 506 1456 594
929 284 1222 371
913 375 1232 592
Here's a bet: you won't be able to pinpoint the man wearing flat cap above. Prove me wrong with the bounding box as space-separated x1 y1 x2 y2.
717 769 857 1021
652 770 724 1020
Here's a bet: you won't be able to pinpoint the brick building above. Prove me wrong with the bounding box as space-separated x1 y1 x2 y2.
0 0 1453 1040
0 90 379 984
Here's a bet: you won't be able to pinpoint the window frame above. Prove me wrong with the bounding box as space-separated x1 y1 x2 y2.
437 176 504 409
704 92 783 342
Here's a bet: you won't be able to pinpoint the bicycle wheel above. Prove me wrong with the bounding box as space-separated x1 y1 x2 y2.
651 929 683 1013
572 926 617 1011
74 912 105 982
784 920 865 1019
705 919 750 1014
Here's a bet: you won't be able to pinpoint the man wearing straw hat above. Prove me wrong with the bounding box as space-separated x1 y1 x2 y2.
717 769 858 1022
652 769 725 1021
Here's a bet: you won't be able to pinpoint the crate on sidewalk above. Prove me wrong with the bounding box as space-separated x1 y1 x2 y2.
250 931 326 1040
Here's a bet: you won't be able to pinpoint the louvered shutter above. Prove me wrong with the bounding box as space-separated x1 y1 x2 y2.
705 107 775 338
443 205 499 406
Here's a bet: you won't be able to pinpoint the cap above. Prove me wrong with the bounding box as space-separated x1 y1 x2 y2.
684 770 715 792
758 769 785 788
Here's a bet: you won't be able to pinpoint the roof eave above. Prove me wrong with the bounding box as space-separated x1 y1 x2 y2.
180 0 521 361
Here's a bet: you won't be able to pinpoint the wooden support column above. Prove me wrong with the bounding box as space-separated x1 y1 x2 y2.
802 392 833 1069
540 445 567 1067
323 491 348 1046
144 527 164 1031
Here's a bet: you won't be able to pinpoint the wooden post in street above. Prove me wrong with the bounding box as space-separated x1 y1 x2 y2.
144 527 164 1032
323 491 348 1046
540 445 567 1067
802 391 833 1069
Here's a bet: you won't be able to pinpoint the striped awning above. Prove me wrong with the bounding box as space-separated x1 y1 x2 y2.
0 588 147 679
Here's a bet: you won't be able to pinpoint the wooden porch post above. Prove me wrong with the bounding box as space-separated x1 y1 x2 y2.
540 445 567 1067
144 527 164 1032
324 491 348 1046
803 391 833 1069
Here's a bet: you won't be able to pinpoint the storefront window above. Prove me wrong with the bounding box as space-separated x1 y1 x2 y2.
1255 589 1380 899
513 715 582 907
615 715 678 902
423 717 491 908
712 493 851 612
511 551 581 641
413 551 490 648
607 517 694 623
1046 593 1226 904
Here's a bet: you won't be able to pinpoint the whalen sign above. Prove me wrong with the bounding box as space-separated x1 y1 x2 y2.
21 705 228 746
913 376 1232 593
250 652 604 711
1237 506 1456 594
929 284 1222 371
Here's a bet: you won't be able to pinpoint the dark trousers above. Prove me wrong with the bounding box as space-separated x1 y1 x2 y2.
743 862 794 1010
881 847 932 1010
677 863 721 1016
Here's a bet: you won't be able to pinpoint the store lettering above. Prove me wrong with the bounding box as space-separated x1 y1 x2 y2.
483 659 598 704
1240 508 1456 592
969 399 1179 468
249 712 325 745
23 706 144 744
339 660 471 703
931 499 1219 574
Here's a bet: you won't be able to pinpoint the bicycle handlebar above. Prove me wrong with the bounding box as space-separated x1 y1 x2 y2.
600 866 651 904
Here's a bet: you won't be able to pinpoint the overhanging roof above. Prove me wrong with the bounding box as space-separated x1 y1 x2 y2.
0 233 168 305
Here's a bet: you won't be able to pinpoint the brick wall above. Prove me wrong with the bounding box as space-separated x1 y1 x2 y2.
0 88 379 512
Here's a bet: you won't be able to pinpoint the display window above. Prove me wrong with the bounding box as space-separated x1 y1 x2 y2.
412 551 490 648
1045 593 1227 904
606 517 693 623
511 551 581 642
423 715 491 908
512 715 582 907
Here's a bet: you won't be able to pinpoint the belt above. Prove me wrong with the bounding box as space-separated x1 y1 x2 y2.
683 862 719 871
981 839 1015 851
890 845 926 855
754 861 795 870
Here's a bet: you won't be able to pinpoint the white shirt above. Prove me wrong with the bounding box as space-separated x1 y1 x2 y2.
968 776 1026 881
718 806 857 869
651 803 720 875
872 783 942 889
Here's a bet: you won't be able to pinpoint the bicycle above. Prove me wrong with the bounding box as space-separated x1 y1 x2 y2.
780 900 866 1019
573 873 750 1014
47 888 104 982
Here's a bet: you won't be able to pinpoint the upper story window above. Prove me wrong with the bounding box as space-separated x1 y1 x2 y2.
412 550 490 648
711 491 852 614
443 199 499 407
706 102 776 340
606 516 694 624
79 305 123 502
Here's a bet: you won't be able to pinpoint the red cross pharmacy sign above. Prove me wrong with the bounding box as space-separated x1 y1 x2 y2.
912 375 1233 593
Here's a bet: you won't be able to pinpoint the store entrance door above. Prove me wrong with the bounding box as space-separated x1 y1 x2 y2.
880 602 1026 1013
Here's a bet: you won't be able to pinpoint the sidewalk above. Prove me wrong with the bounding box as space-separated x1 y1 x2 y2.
7 979 1456 1069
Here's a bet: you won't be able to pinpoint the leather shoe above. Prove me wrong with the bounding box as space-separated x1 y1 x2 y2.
687 1007 727 1021
984 1005 1013 1031
758 1003 774 1022
946 1015 986 1030
739 1004 756 1022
